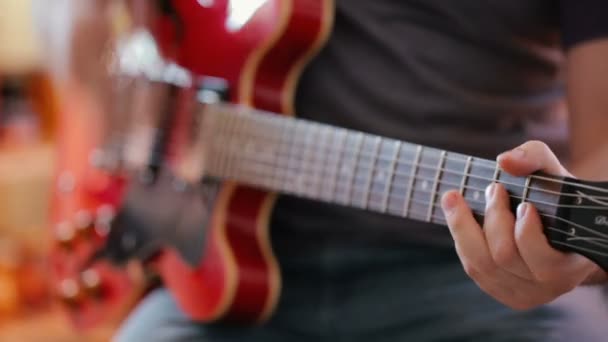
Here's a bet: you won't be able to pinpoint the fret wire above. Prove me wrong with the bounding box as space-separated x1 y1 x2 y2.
271 114 290 190
302 123 320 197
381 141 401 213
223 154 574 214
110 107 608 246
404 145 423 218
213 146 580 211
328 129 346 203
214 143 528 210
207 131 575 202
222 156 493 222
492 163 501 184
459 156 473 196
230 111 246 180
223 185 559 243
183 109 594 203
118 105 602 202
317 125 334 201
363 137 382 209
205 135 556 212
311 125 329 199
238 113 264 183
217 111 499 165
428 151 447 222
207 111 222 178
221 139 490 200
212 112 230 179
285 120 306 194
282 120 299 192
224 153 496 225
297 121 314 195
522 176 532 204
348 132 365 206
124 118 608 264
225 111 244 181
260 113 281 189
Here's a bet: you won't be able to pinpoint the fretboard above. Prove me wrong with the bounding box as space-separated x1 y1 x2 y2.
202 104 563 226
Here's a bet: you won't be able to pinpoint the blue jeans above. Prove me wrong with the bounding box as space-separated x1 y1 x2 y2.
114 242 608 341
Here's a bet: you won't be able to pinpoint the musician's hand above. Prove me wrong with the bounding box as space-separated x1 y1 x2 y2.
440 140 603 310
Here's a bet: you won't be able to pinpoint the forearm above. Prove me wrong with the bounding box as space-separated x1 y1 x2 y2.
560 38 608 283
568 141 608 181
583 264 608 284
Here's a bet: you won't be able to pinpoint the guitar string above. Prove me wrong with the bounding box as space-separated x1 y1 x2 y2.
104 104 608 203
216 106 608 194
209 111 608 200
211 152 608 254
98 108 608 203
100 62 604 197
216 153 608 250
103 125 607 210
207 139 608 211
94 113 608 255
89 70 608 256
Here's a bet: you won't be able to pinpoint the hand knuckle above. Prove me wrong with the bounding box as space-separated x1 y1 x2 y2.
463 259 494 278
526 140 548 151
462 261 482 279
514 225 527 246
492 243 517 268
535 269 558 283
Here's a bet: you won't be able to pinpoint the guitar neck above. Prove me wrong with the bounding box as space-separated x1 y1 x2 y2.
201 104 563 226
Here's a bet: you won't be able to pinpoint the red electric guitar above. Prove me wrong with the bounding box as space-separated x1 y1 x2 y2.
50 0 608 328
49 0 332 328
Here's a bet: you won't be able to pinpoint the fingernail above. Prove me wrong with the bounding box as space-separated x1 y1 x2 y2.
485 183 496 202
442 192 459 216
517 203 528 220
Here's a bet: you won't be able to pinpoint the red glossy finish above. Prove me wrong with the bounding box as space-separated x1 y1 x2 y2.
158 0 286 104
157 216 234 321
222 186 274 323
154 0 333 323
51 0 332 326
253 1 329 113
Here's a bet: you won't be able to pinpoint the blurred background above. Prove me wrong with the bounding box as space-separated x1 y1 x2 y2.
0 0 124 340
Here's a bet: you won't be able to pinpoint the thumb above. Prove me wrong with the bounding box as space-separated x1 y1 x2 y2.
497 140 571 177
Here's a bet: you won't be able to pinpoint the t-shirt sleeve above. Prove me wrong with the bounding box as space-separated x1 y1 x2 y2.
561 0 608 49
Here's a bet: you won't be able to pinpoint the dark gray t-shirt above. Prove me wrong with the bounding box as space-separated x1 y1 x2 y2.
272 0 567 248
297 0 566 158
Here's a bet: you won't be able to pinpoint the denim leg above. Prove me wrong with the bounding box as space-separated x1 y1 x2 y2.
113 288 320 342
113 288 207 342
114 242 608 342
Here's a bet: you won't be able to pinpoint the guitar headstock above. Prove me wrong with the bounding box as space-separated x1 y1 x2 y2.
545 177 608 272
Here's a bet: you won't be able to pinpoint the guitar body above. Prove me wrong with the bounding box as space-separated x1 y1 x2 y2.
153 0 334 323
50 84 145 329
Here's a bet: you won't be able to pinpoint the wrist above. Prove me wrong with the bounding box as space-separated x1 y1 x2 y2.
583 265 608 285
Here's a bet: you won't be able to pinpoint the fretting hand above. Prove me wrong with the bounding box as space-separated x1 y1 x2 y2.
441 140 606 310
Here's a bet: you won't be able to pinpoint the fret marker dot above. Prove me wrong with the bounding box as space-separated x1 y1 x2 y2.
421 181 429 190
473 191 481 201
376 171 385 182
340 165 351 175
